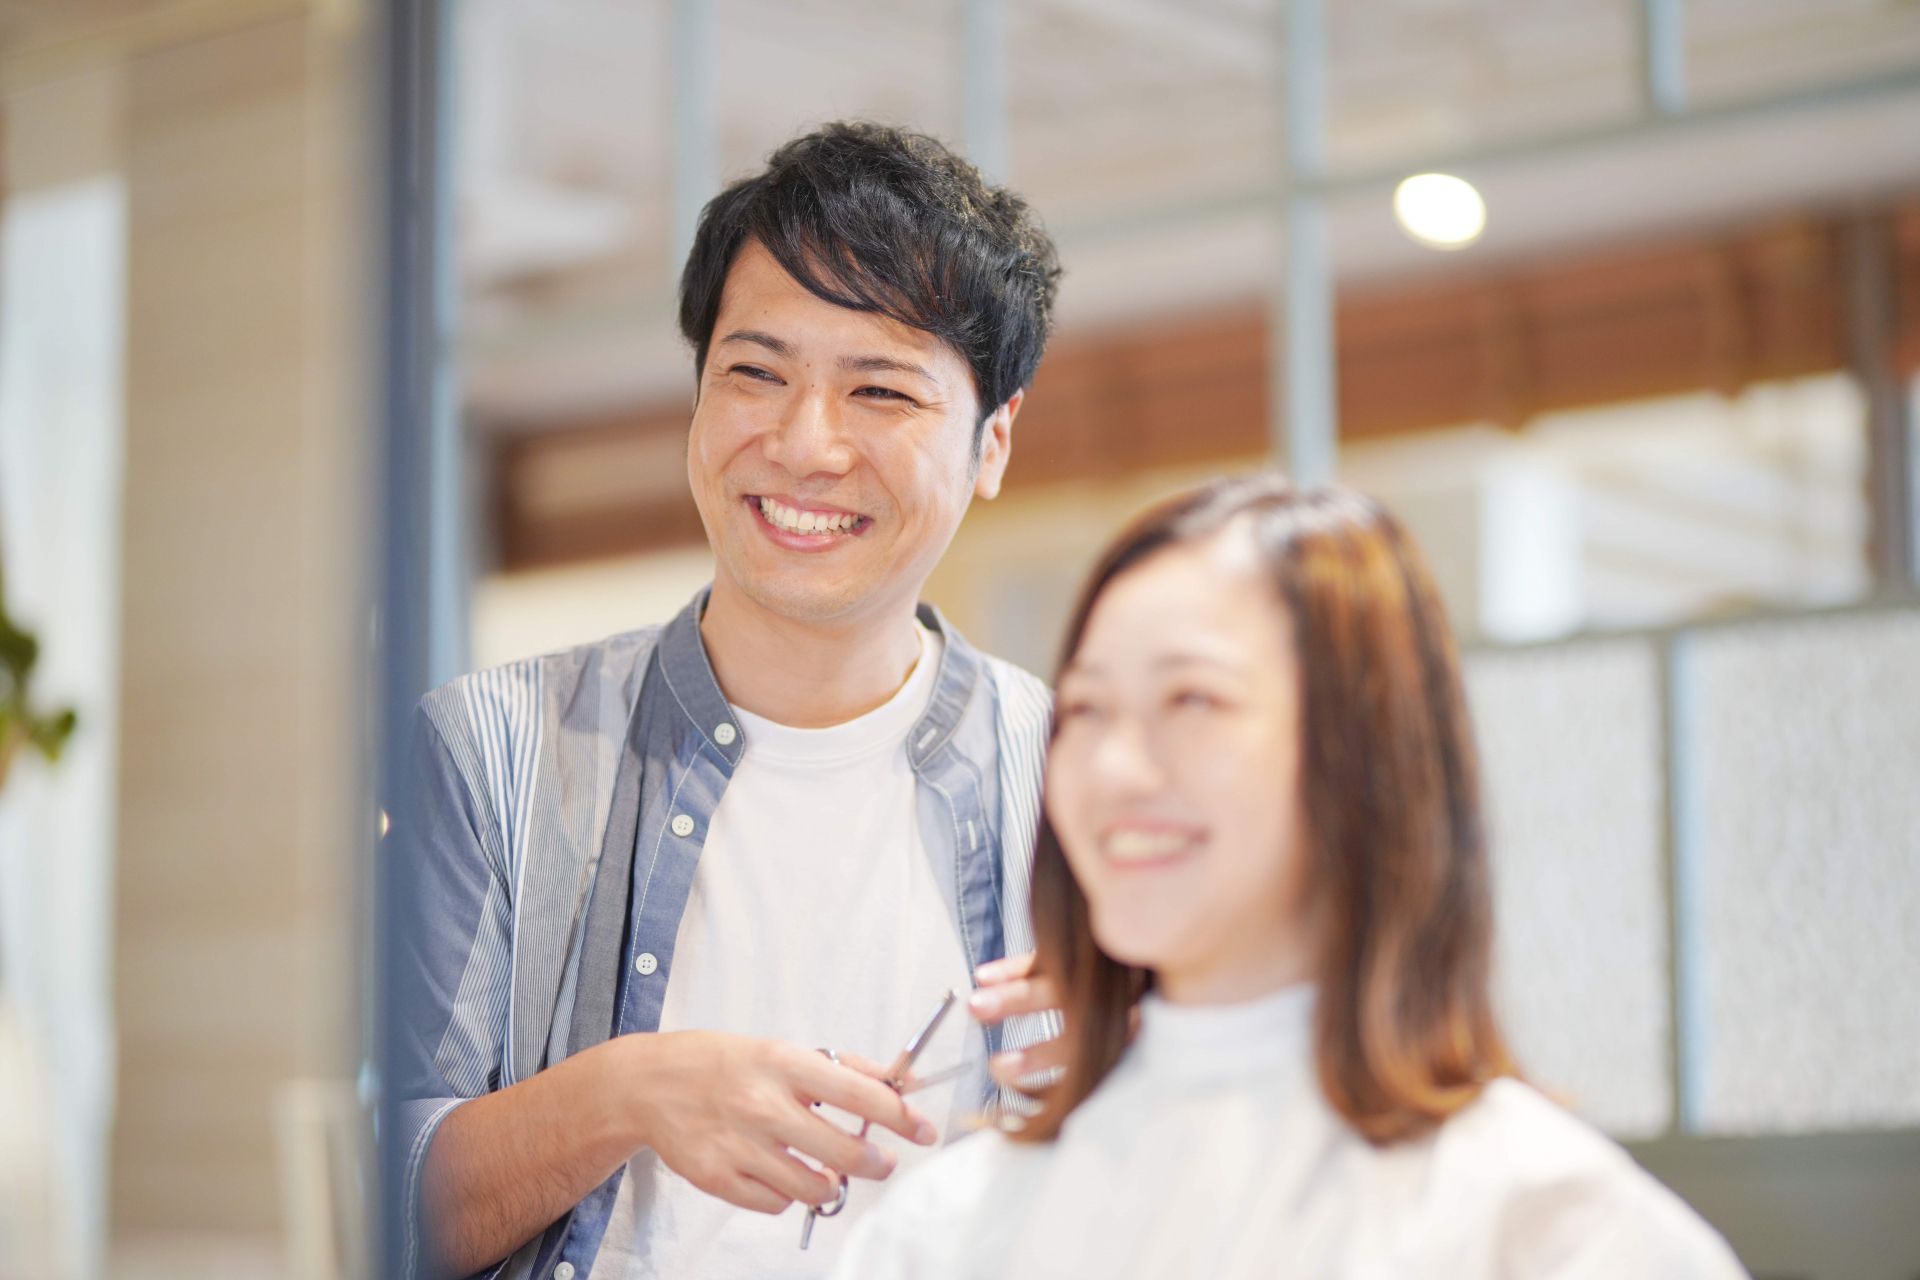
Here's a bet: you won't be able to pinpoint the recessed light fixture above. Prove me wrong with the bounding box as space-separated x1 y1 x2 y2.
1393 172 1487 250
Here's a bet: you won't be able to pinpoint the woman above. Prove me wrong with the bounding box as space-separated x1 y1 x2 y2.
832 476 1744 1278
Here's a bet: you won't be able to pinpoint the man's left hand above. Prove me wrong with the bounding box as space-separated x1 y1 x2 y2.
965 951 1066 1088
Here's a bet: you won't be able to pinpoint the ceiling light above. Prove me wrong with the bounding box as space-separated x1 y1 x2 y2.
1393 173 1487 250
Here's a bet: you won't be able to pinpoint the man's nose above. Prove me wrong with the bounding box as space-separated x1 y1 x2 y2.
763 385 855 478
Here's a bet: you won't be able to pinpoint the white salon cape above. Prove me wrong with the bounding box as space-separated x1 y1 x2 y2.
832 985 1747 1279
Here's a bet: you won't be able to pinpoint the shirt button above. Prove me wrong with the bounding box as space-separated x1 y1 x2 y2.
670 813 695 838
634 953 658 976
555 1265 575 1280
713 722 737 746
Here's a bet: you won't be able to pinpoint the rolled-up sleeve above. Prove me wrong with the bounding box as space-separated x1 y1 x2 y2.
392 703 516 1279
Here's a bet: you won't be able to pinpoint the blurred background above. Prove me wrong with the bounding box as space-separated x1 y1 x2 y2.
1 0 1917 1276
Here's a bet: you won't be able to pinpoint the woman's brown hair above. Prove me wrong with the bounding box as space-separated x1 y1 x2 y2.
1015 474 1515 1145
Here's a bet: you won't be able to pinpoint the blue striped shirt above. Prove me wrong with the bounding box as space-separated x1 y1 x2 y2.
393 591 1051 1280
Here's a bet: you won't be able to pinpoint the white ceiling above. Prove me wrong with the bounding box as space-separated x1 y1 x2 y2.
454 0 1920 426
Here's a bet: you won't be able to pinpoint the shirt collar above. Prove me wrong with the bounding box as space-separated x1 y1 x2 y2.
1135 983 1317 1081
655 589 745 767
653 588 983 771
908 600 982 769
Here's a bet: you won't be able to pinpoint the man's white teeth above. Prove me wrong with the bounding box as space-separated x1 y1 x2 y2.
758 496 859 534
1104 830 1195 864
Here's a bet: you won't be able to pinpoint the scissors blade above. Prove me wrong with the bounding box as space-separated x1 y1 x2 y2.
894 1061 971 1096
885 989 958 1083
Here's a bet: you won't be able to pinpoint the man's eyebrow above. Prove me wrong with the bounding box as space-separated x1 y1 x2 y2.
840 353 940 383
717 329 795 358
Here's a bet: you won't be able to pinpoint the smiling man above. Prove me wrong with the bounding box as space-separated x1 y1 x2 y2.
393 123 1064 1280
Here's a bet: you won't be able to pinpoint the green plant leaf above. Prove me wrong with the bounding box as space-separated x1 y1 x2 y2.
28 708 77 763
0 619 35 687
0 574 79 791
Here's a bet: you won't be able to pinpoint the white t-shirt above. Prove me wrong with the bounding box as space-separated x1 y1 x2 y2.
834 985 1749 1280
598 624 985 1278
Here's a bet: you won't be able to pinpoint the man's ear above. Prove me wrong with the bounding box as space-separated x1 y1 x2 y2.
974 388 1023 501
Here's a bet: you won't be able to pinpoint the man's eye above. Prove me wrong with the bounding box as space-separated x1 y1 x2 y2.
731 364 778 382
854 385 912 402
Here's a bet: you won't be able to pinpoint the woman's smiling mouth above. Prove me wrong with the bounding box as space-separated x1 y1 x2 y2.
1100 824 1206 869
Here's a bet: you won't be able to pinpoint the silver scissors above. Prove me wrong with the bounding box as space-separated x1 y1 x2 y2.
799 989 965 1249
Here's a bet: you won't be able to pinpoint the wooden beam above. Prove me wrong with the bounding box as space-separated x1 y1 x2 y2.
1895 205 1920 378
490 207 1916 570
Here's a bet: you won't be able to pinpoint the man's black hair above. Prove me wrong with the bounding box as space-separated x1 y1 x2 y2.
678 121 1063 428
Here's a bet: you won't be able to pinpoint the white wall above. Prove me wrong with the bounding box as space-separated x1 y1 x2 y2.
471 548 716 669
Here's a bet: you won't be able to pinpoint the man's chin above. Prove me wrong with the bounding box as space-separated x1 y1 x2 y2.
728 571 872 627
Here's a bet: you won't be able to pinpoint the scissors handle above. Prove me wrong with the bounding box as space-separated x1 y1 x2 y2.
798 1171 849 1249
797 991 959 1251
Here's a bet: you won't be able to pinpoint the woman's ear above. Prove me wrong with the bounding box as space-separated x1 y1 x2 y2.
974 389 1023 500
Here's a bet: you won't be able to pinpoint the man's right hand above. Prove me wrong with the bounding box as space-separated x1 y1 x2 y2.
621 1030 940 1214
420 1030 939 1278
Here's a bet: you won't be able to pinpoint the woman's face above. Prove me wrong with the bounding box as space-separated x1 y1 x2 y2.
1046 529 1314 1004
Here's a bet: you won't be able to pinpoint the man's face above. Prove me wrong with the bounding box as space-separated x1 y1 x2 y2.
687 240 1015 628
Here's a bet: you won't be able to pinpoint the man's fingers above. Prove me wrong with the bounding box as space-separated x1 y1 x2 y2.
738 1144 838 1208
833 1050 892 1082
790 1052 937 1146
966 975 1062 1023
721 1173 792 1216
973 951 1036 985
988 1036 1067 1088
831 1048 962 1100
773 1108 896 1182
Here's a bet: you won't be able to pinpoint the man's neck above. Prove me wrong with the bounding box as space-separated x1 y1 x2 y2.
698 579 926 729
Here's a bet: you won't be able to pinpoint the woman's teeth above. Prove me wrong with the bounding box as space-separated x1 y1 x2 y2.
758 496 860 534
1103 830 1197 864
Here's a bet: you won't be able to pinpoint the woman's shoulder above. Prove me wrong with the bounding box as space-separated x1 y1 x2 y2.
832 1125 1049 1280
1428 1079 1747 1276
898 1122 1046 1204
1440 1079 1640 1179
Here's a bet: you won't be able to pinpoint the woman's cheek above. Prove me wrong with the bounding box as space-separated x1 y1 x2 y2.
1042 741 1076 825
1045 749 1095 870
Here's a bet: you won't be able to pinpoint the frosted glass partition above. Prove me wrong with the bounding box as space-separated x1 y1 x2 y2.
0 164 127 1278
1683 611 1920 1134
1464 640 1672 1138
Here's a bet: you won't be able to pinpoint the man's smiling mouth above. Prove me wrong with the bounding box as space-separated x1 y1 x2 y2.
747 494 872 538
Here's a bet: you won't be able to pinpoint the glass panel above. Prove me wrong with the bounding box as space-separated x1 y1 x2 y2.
454 0 683 427
1007 0 1277 232
1465 639 1672 1138
1686 0 1920 107
711 0 965 179
0 162 127 1280
1341 374 1872 644
1685 610 1920 1134
1327 0 1639 173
